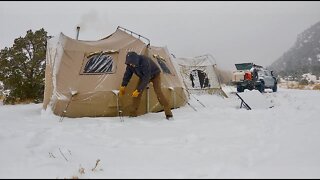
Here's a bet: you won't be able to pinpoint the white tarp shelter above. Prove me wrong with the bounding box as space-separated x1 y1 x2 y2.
174 54 227 97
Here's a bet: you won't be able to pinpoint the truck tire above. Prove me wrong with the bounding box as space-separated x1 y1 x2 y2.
237 85 244 92
257 82 265 93
272 83 277 92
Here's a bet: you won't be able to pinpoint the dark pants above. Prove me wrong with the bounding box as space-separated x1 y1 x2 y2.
131 73 173 117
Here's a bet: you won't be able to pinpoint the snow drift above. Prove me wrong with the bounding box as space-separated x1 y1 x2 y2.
0 87 320 178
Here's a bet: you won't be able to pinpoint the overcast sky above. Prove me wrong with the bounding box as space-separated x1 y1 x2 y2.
1 1 320 70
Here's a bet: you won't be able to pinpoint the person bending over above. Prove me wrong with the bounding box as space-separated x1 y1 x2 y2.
119 51 173 119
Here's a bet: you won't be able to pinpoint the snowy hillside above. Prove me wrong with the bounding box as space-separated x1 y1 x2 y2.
269 20 320 77
0 87 320 178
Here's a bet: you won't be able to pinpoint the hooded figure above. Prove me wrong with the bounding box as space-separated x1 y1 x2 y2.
119 52 173 119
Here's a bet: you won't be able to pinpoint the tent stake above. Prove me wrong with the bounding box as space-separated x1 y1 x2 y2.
112 90 124 122
168 87 176 109
59 90 78 122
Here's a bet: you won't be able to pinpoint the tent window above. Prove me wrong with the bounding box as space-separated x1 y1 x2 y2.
81 51 117 75
153 55 172 74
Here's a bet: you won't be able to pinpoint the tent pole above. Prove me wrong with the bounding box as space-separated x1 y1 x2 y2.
117 94 124 122
117 26 150 46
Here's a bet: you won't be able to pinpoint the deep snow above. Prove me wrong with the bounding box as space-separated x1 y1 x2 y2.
0 87 320 178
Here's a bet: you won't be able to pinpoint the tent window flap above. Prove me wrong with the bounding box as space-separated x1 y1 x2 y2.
153 54 172 74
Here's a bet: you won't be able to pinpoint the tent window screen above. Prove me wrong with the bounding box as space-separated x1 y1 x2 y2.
80 51 117 75
153 55 172 74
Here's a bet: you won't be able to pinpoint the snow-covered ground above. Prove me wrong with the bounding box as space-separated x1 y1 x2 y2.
1 87 320 178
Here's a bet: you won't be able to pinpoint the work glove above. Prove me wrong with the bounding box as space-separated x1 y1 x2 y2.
119 86 126 96
132 89 140 97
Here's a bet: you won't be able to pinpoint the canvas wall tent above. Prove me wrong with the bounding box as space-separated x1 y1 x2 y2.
43 27 188 118
175 54 227 97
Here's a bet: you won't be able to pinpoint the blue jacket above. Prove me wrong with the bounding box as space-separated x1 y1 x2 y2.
121 52 161 92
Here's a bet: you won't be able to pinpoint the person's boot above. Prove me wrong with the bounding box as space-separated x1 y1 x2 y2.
164 107 173 120
166 114 173 120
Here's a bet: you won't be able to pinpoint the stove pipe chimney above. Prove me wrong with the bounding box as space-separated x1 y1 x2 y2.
76 26 80 40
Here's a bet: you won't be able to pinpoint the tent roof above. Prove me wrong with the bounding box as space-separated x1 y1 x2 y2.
175 54 217 66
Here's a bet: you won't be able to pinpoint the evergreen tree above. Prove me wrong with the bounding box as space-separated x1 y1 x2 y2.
0 28 50 104
0 81 3 99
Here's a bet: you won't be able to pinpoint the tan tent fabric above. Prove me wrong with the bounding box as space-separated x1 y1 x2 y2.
175 54 228 97
146 46 188 111
43 28 188 118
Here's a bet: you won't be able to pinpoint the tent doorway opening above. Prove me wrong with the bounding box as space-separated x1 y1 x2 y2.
189 70 210 89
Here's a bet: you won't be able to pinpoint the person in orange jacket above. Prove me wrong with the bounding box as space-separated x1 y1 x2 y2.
119 52 173 119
